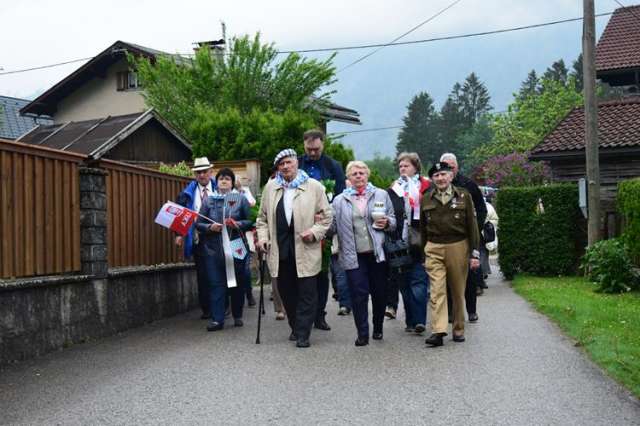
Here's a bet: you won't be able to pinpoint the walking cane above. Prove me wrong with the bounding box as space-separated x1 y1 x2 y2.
255 251 266 344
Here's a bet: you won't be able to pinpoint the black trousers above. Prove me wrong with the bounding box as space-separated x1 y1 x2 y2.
316 269 330 320
345 254 387 338
447 266 480 315
385 272 399 310
194 253 210 315
277 260 318 341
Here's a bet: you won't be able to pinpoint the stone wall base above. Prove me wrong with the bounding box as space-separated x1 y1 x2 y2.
0 263 197 365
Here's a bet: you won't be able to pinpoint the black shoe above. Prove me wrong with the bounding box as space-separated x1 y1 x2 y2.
206 321 223 332
247 293 256 307
200 312 211 320
288 332 297 341
234 318 243 327
425 333 445 347
332 293 339 301
314 317 331 331
355 336 369 346
372 332 383 340
414 324 426 334
296 339 310 348
468 313 479 323
453 334 466 342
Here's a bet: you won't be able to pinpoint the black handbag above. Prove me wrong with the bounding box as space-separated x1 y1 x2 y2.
384 232 413 272
482 221 496 243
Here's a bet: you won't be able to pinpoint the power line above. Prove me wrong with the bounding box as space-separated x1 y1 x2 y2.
611 0 640 22
338 0 464 73
279 12 613 54
0 11 616 77
329 125 404 135
0 57 94 76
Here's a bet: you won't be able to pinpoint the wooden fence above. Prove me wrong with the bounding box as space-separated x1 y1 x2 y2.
0 139 84 279
99 159 191 268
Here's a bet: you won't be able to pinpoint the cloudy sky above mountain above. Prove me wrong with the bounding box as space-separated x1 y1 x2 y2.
0 0 618 158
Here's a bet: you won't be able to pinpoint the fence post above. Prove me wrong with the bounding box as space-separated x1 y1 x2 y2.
79 167 108 277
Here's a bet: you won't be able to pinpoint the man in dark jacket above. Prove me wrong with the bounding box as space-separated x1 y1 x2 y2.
298 129 346 330
440 153 486 323
175 157 217 319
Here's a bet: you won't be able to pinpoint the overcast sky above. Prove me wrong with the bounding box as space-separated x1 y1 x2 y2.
0 0 621 159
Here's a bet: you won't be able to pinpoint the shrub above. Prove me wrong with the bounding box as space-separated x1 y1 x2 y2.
472 152 551 188
581 238 639 293
158 161 192 178
618 178 640 265
497 183 582 279
189 107 353 184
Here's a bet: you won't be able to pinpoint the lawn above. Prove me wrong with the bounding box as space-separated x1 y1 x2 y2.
512 275 640 398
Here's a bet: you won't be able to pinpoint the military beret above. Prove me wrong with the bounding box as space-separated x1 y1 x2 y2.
428 162 453 178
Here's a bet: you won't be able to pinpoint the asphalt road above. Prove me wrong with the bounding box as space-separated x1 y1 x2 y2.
2 269 639 425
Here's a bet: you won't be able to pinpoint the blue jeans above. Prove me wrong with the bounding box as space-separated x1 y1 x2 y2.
331 255 351 309
205 254 247 324
400 261 430 327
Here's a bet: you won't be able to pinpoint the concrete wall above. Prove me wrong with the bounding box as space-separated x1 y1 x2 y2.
0 166 199 366
0 264 198 365
54 58 146 123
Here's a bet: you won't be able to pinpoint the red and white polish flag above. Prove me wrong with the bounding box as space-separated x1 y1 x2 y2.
155 201 197 236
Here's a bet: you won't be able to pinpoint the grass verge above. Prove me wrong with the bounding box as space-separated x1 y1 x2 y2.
512 275 640 399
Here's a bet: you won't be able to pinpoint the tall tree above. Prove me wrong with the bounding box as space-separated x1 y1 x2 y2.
134 33 337 136
133 33 347 183
396 92 440 166
460 72 492 124
571 53 584 93
438 93 466 156
518 69 539 100
543 59 569 86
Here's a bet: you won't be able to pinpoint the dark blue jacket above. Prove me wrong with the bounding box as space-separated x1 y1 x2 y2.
298 154 346 196
176 179 216 258
195 193 253 257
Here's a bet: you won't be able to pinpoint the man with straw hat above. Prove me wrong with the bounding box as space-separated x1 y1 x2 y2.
175 157 217 319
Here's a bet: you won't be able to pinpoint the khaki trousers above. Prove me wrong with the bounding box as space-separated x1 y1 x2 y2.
425 239 469 335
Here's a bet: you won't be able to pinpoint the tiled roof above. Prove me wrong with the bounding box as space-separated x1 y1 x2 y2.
530 97 640 156
0 95 52 139
595 5 640 72
18 110 191 159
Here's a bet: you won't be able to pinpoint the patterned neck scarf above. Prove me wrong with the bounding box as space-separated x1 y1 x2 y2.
275 169 309 189
401 175 421 210
343 182 376 197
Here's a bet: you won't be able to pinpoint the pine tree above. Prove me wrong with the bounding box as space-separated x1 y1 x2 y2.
571 54 583 93
460 72 492 125
543 59 569 86
395 92 440 166
518 69 539 99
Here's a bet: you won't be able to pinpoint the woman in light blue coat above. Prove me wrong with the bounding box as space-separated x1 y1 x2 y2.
331 161 396 346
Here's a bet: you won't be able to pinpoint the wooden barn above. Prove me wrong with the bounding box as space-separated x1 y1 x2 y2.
15 109 192 164
530 5 640 237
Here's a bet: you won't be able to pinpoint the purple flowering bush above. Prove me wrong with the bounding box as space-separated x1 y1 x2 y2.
472 152 551 188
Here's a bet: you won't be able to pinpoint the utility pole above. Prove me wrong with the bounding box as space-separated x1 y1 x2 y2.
583 0 601 246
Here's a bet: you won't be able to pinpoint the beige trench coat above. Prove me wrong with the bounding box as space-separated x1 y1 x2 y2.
256 177 332 278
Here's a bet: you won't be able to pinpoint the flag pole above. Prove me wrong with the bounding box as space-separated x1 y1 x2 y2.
255 251 266 344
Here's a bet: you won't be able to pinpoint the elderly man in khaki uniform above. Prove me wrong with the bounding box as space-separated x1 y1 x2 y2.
421 162 480 347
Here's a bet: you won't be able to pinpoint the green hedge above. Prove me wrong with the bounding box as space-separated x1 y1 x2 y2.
618 178 640 264
496 184 581 279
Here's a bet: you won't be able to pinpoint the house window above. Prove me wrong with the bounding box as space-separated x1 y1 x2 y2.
116 71 142 91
